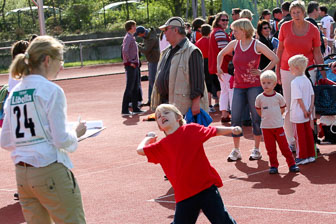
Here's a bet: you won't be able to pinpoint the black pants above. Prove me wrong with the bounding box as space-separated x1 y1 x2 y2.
172 185 236 224
121 66 141 113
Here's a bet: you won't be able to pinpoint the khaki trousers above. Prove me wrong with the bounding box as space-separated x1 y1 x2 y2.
16 162 86 224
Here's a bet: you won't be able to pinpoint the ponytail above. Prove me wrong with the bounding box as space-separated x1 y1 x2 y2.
9 53 30 79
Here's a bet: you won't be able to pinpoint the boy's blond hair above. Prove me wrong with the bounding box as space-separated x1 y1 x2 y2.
231 18 255 39
155 104 186 126
288 54 308 74
260 70 277 83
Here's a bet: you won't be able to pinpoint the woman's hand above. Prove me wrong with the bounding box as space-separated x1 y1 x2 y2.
217 73 224 82
250 69 262 76
76 121 87 138
276 66 282 85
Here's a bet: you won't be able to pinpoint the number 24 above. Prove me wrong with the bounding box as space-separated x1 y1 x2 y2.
13 105 36 138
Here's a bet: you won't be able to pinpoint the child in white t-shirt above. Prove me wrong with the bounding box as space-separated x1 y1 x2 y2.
255 71 299 174
288 54 315 165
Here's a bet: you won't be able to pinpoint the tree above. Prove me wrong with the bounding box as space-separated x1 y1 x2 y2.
0 0 6 31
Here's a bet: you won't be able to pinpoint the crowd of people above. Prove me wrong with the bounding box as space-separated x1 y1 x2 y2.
0 0 336 223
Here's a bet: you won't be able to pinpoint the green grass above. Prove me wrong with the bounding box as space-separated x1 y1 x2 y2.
63 58 123 68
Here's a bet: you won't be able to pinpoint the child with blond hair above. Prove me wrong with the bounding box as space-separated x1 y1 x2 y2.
288 54 316 165
255 71 299 174
137 104 240 223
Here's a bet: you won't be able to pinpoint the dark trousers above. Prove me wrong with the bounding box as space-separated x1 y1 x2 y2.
121 65 141 113
172 185 236 224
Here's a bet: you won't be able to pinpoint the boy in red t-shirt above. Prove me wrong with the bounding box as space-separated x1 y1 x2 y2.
195 24 214 112
137 104 240 224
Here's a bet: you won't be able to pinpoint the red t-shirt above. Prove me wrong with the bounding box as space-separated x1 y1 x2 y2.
195 36 209 58
143 123 223 203
279 20 321 71
208 28 232 74
232 39 261 88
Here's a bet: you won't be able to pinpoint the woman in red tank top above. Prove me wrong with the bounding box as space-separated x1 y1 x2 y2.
217 19 279 162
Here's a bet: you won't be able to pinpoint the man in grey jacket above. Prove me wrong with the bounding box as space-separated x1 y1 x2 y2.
135 26 160 106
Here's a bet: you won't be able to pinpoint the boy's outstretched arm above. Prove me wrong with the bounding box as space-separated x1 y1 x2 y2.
216 126 242 136
136 132 157 156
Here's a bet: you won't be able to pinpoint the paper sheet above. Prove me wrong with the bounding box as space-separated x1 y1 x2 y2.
68 120 105 142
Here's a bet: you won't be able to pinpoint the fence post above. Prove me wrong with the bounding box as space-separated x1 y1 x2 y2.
79 43 83 67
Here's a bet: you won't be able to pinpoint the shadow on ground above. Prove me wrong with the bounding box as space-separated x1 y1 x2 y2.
0 202 25 224
229 160 300 195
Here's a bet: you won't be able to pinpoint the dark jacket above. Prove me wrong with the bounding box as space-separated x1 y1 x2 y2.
138 28 160 63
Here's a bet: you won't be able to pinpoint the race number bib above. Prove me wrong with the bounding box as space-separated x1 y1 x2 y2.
10 89 47 146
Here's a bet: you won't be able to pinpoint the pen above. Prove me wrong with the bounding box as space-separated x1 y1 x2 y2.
78 116 81 123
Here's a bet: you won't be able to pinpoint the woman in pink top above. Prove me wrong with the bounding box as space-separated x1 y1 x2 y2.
276 1 325 150
217 19 278 162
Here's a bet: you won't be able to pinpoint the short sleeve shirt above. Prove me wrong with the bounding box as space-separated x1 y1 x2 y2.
290 75 314 123
255 92 286 128
320 15 335 41
278 21 320 71
143 123 223 203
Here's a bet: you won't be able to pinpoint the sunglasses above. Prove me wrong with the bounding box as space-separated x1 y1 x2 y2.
262 27 271 30
221 19 229 22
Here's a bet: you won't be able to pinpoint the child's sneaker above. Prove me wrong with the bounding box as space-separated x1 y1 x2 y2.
289 165 300 173
227 148 242 162
209 105 216 113
269 167 279 174
295 158 309 165
308 157 316 163
249 148 262 160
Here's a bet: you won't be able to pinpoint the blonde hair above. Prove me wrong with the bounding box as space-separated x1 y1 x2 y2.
289 1 306 14
260 70 277 83
231 18 255 39
288 54 308 74
9 36 64 80
239 9 254 21
155 104 186 127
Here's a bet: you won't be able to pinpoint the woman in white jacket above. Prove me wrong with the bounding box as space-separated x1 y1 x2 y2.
1 36 87 224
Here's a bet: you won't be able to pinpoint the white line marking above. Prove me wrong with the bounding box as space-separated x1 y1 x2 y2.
0 188 16 192
147 200 336 215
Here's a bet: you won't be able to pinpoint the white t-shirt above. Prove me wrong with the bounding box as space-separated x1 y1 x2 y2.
320 15 335 41
255 92 286 129
159 34 170 52
8 75 20 92
0 75 78 169
290 75 314 123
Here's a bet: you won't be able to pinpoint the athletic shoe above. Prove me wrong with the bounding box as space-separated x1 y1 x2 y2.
221 117 230 124
122 111 133 116
289 142 296 153
14 193 19 200
295 158 309 165
132 109 145 115
307 157 316 163
289 165 300 173
269 167 279 174
249 148 262 160
227 148 242 162
141 102 150 107
209 105 216 113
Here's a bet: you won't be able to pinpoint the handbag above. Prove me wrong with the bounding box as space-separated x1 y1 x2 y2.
313 85 336 115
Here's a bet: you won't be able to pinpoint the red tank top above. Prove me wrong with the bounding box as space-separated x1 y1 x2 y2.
232 39 261 88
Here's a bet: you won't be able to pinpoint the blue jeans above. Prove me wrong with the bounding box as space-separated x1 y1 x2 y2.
148 62 158 103
172 185 236 224
231 86 263 137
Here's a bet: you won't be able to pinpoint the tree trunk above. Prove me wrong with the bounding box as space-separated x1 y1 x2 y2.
51 0 57 24
201 0 206 19
125 0 130 20
28 0 36 25
186 0 189 19
192 0 197 19
0 0 6 31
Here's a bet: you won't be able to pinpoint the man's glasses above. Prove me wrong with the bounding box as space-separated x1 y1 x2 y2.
221 19 229 22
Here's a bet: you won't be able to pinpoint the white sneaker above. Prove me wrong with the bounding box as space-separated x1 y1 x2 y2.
227 148 242 162
249 148 262 161
308 157 316 163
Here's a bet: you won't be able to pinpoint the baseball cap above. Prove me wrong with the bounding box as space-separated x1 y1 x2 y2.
134 26 147 36
159 17 185 30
